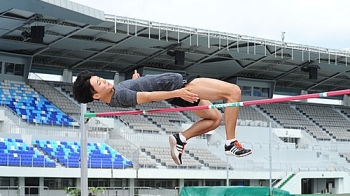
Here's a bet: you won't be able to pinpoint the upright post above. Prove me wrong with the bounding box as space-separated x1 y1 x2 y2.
80 104 88 196
269 122 272 196
226 156 229 186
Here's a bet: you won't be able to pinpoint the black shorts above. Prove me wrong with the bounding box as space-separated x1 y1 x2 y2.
168 74 200 107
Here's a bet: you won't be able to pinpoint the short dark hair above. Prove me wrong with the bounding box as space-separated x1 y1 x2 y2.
73 70 96 103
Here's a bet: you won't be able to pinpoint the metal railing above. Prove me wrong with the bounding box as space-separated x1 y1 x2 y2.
1 154 348 172
18 186 49 196
119 132 207 145
0 186 49 196
64 186 179 196
98 187 178 196
0 155 133 169
0 118 109 140
0 186 18 196
0 155 55 168
105 15 350 58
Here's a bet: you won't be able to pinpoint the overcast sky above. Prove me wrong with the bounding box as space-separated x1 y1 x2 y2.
70 0 350 50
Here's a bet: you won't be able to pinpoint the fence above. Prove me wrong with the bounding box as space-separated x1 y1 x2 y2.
0 118 109 140
64 186 178 196
98 187 178 196
0 186 18 196
0 186 49 196
0 155 133 169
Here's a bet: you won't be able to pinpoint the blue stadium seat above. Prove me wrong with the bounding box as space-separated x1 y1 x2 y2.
32 140 132 169
0 137 56 168
0 82 74 126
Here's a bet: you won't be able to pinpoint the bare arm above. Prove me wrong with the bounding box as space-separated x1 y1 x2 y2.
136 87 198 105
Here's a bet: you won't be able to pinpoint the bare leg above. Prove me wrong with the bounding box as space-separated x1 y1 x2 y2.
185 78 241 140
181 100 222 140
223 100 239 140
169 100 221 165
170 78 249 165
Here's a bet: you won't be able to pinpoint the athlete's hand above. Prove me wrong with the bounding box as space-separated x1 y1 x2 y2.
132 70 140 80
178 88 199 103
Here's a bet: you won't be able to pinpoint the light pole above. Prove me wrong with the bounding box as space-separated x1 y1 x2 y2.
281 32 285 45
281 31 286 58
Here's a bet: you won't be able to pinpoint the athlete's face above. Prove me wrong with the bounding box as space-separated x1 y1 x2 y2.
90 76 113 100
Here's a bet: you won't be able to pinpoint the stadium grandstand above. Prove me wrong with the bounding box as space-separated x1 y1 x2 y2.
1 0 350 195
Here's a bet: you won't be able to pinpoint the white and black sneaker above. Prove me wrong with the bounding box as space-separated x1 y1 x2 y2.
169 133 186 165
225 140 252 157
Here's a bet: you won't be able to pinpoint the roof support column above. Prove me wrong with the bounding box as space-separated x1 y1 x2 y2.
61 69 73 83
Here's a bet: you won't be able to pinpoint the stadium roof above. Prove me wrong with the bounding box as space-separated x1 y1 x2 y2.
1 0 350 93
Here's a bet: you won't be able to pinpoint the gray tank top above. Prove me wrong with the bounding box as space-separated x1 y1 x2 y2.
108 73 183 107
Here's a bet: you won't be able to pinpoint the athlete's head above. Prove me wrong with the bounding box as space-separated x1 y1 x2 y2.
73 70 113 103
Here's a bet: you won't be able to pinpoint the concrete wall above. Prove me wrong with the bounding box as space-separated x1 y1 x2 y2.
281 171 350 194
0 166 287 180
1 167 349 195
0 167 135 179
